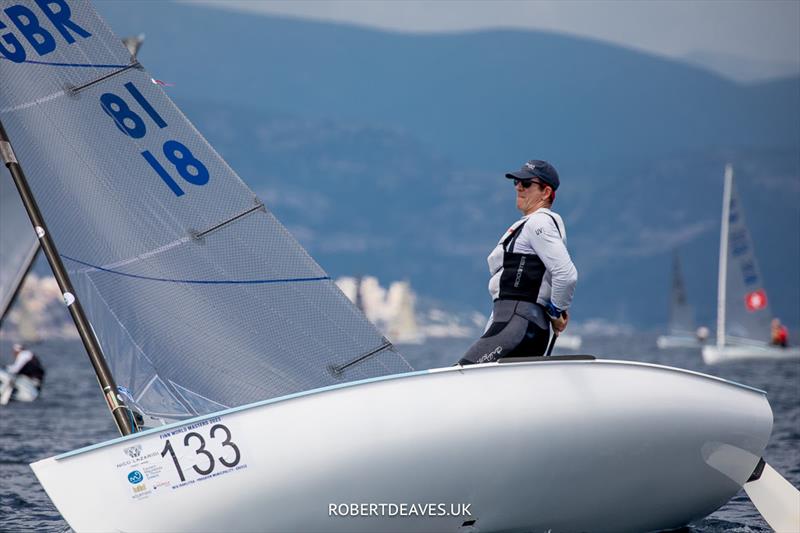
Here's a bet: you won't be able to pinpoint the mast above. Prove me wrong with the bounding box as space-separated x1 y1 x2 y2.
0 120 135 436
716 164 733 348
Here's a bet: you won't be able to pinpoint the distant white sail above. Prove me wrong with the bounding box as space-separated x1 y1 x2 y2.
0 169 38 322
667 251 695 336
0 1 410 423
723 171 772 344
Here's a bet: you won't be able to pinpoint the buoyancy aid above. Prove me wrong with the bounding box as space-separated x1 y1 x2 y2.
489 213 563 304
19 354 45 382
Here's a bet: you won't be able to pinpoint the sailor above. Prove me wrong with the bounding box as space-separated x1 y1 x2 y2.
770 318 789 348
459 160 577 364
6 343 45 390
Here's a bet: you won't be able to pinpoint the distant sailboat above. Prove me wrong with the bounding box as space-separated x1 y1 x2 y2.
1 4 796 531
702 165 800 364
657 251 702 349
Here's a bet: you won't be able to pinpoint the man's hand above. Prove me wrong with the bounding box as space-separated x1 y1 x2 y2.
551 310 569 333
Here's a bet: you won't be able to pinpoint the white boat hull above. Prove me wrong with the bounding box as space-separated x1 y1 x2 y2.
657 335 701 349
32 359 772 533
703 343 800 364
0 369 40 404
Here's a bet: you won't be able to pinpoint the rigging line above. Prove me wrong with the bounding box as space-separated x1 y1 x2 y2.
61 254 330 285
195 203 264 239
330 340 394 376
68 61 141 94
0 56 129 69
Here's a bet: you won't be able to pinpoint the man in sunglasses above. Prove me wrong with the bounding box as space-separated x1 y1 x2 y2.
458 159 577 364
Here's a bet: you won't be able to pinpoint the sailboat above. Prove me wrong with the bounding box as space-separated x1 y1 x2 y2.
657 251 703 349
0 155 40 403
1 2 797 531
702 165 800 364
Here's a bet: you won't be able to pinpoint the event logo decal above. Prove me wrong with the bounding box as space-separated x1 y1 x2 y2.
128 470 144 484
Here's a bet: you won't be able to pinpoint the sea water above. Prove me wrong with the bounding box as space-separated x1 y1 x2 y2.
1 335 797 532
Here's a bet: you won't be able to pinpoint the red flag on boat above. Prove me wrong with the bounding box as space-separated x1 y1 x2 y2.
744 289 767 312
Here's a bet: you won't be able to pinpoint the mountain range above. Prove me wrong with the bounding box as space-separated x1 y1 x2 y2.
79 1 800 329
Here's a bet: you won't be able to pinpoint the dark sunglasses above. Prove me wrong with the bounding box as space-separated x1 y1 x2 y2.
513 178 541 189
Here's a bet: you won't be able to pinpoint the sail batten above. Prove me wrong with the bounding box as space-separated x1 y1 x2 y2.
0 0 411 425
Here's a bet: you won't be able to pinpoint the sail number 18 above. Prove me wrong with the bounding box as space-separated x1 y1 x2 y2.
99 81 209 197
160 423 241 482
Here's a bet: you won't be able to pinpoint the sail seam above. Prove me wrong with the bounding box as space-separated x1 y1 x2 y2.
0 91 64 114
68 238 192 275
62 254 330 285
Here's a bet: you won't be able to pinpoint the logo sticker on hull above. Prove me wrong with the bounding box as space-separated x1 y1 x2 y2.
127 470 143 484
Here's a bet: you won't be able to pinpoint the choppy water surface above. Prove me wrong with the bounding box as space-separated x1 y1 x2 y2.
1 336 797 532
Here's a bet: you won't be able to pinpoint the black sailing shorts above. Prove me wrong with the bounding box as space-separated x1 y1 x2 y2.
458 300 551 365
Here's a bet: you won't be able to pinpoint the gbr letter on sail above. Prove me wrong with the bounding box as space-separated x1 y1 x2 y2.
0 0 411 426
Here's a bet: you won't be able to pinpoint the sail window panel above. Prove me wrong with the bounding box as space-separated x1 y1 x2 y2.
73 273 158 396
170 381 229 416
136 375 193 418
71 267 404 409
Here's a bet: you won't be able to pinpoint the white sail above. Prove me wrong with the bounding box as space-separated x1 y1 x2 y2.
0 0 410 423
721 167 772 344
0 170 38 322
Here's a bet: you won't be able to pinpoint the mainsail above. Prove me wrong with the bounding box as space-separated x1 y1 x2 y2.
0 0 411 424
0 169 38 323
719 166 772 345
666 251 694 336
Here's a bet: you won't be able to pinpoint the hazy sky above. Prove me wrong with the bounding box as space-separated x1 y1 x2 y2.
191 0 800 80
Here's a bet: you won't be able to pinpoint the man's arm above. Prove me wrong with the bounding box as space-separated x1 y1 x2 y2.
529 213 578 315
